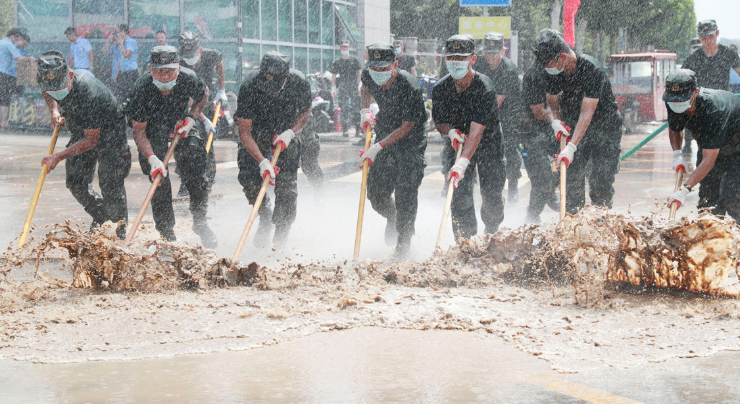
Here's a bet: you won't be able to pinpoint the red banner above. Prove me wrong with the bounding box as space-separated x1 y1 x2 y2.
563 0 581 47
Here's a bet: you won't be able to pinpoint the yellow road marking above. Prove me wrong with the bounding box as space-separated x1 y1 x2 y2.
528 374 645 404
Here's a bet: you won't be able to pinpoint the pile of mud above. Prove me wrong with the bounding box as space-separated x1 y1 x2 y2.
2 208 740 299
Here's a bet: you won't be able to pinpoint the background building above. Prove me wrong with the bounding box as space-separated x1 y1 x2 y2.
13 0 390 92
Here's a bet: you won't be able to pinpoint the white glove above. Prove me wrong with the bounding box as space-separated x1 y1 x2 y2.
148 154 167 178
557 142 577 169
272 129 295 150
215 89 228 103
667 185 689 209
259 158 279 186
173 117 196 139
360 108 375 131
447 157 470 189
672 150 687 173
447 129 465 150
359 142 383 166
203 118 215 135
551 119 571 141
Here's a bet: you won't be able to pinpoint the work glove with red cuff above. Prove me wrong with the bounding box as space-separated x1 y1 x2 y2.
148 154 167 178
551 119 571 142
667 185 689 209
259 158 280 186
556 142 577 169
272 129 295 150
446 129 466 151
172 117 196 139
672 150 687 173
360 108 375 131
447 157 470 189
359 142 383 166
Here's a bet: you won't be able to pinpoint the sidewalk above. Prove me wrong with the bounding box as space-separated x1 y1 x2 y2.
318 127 443 144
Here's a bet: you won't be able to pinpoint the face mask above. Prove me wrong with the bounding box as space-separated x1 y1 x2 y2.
668 100 692 113
153 78 177 91
183 55 200 65
446 60 470 80
47 87 70 100
394 48 402 55
369 69 393 86
545 57 564 75
341 50 349 56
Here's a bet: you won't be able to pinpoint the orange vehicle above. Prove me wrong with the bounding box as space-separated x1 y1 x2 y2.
609 50 677 132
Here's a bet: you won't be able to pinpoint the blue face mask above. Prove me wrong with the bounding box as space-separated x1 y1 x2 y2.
394 48 402 55
668 100 692 114
446 60 470 80
47 87 70 101
545 66 564 75
341 50 349 56
369 69 393 86
153 78 177 92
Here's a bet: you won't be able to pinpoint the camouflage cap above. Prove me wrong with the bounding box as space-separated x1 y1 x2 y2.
483 32 505 53
697 19 718 37
444 34 475 57
37 51 69 92
178 31 200 59
532 29 570 64
257 51 290 93
150 45 180 69
663 69 697 103
366 43 396 68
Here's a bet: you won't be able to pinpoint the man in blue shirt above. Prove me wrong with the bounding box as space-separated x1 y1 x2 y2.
0 28 33 129
65 27 94 77
145 31 168 64
104 24 139 104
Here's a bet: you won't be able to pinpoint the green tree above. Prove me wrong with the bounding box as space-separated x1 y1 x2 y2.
0 0 13 36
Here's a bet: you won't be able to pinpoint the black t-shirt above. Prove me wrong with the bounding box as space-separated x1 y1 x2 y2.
360 69 426 146
331 56 362 88
234 68 311 140
668 88 740 152
432 72 500 140
57 71 128 152
521 65 550 133
543 52 621 136
683 45 740 91
180 48 222 93
397 54 416 73
126 67 206 143
474 55 521 123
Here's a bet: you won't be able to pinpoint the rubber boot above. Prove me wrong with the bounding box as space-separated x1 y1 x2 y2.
508 179 519 204
160 228 177 242
253 208 274 248
385 215 398 247
273 224 290 249
177 181 189 198
193 216 218 249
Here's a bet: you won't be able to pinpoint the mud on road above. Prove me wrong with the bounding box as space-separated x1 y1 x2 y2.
1 208 738 374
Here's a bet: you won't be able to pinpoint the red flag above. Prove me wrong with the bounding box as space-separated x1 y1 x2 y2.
563 0 581 47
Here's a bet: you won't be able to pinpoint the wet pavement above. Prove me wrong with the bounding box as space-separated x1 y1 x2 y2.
2 124 736 404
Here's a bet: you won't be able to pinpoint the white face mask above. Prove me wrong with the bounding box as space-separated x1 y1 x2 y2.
545 56 565 75
183 55 200 65
369 69 393 86
341 50 349 56
668 100 692 113
47 87 70 100
153 78 177 91
446 60 470 80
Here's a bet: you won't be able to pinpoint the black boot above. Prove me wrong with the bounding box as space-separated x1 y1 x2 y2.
160 228 177 242
508 180 519 204
546 191 560 211
273 224 290 249
193 216 218 249
385 215 398 247
395 233 411 259
177 182 189 198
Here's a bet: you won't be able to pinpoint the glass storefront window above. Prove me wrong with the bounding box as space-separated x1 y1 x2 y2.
242 0 259 40
322 2 334 46
294 46 307 73
184 0 238 40
17 0 71 41
308 0 321 45
199 42 240 93
262 44 278 56
73 0 125 39
309 48 321 75
279 46 293 68
278 0 292 43
322 49 334 74
243 43 261 77
129 0 179 39
262 0 277 41
294 0 307 44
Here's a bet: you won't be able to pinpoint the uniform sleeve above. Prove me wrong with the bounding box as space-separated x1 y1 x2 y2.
125 77 151 123
360 69 372 89
297 78 312 112
188 74 206 103
580 63 606 99
431 83 448 124
408 56 416 68
472 82 498 127
697 109 729 150
209 49 223 65
235 77 257 121
400 82 423 123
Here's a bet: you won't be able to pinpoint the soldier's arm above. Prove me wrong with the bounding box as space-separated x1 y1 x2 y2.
410 66 417 77
190 86 209 118
41 129 100 172
459 121 485 159
668 127 684 151
734 67 740 78
132 120 155 159
545 94 561 121
569 97 599 146
530 104 549 121
497 94 506 108
360 86 374 109
215 61 225 92
435 123 452 136
42 92 62 128
375 121 416 147
237 118 266 162
687 148 719 189
291 108 311 134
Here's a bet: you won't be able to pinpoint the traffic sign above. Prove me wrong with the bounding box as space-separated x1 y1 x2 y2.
459 17 511 39
459 0 511 6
